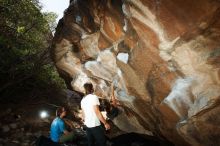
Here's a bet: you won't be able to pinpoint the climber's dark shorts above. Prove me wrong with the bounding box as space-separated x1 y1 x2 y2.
86 125 106 146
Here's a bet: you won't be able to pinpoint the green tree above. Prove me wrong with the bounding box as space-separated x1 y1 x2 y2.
0 0 65 99
43 12 58 34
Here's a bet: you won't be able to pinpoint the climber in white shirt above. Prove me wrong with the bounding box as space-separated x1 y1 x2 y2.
81 83 110 146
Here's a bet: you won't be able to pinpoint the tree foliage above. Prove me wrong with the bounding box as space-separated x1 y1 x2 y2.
0 0 65 99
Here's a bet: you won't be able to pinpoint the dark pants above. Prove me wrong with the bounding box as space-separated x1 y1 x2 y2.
86 125 106 146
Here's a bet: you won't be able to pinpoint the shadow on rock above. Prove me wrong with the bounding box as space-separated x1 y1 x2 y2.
109 132 174 146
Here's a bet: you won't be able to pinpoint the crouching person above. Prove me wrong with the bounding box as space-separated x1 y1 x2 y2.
50 107 75 144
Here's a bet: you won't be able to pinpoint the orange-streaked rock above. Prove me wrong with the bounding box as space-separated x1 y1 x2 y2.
51 0 220 145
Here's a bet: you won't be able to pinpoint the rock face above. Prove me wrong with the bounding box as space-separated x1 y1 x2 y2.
51 0 220 145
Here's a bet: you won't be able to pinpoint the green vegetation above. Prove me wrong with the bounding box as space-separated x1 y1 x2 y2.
0 0 66 100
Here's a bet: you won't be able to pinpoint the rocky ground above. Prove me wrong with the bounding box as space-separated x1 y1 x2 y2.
0 90 174 146
0 107 174 146
0 107 48 146
0 103 87 146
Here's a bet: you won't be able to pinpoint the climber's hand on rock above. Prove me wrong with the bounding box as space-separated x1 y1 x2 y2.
104 122 110 130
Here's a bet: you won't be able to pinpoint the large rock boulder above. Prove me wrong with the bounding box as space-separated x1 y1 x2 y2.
51 0 220 145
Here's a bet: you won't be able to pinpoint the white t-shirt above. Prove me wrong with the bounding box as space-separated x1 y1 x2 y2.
81 94 101 128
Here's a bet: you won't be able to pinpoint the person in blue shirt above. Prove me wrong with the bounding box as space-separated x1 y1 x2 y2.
50 107 75 143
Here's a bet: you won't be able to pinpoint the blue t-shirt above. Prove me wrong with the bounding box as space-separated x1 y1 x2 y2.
50 117 65 142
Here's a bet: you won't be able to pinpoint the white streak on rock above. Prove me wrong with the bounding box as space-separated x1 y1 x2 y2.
163 77 196 118
117 53 129 64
